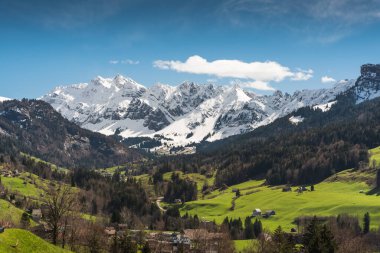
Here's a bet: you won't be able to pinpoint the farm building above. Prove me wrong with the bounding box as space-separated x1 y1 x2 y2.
31 209 42 221
252 208 262 217
174 199 182 204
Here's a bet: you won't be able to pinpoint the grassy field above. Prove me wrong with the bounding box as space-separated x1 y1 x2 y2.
370 146 380 167
1 173 47 198
0 199 30 226
234 239 256 253
179 168 380 232
0 229 72 253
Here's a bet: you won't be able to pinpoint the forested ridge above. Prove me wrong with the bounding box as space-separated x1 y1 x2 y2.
0 99 143 169
158 94 380 187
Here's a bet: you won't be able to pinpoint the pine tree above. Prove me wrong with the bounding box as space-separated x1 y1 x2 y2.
363 212 370 234
141 242 151 253
244 216 254 239
303 217 336 253
319 225 336 253
303 216 321 253
253 219 262 238
272 226 294 253
20 212 30 228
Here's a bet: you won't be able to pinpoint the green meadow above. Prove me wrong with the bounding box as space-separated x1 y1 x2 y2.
0 229 72 253
180 168 380 232
370 146 380 167
1 172 46 198
178 147 380 232
0 199 32 226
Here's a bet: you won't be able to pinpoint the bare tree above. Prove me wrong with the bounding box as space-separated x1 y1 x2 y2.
43 184 77 245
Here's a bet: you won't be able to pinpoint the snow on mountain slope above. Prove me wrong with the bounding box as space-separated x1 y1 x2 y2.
0 96 11 102
41 74 357 150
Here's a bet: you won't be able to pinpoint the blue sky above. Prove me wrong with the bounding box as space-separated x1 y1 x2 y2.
1 0 380 99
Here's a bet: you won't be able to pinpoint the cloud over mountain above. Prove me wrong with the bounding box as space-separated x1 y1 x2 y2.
154 55 313 91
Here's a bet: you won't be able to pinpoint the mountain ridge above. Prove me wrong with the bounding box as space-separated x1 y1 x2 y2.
0 99 142 168
41 74 357 151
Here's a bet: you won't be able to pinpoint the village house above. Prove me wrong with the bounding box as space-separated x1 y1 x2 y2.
174 199 182 204
263 210 276 218
31 209 42 222
252 208 262 217
104 227 116 236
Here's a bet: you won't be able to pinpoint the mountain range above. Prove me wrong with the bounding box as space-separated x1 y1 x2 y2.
41 66 379 152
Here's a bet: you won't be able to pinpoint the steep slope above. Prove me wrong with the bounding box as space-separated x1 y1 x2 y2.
0 99 142 168
41 74 355 150
0 229 72 253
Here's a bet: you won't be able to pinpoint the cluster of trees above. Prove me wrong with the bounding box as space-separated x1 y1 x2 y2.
71 169 156 226
246 213 378 253
163 172 197 203
222 216 262 240
162 206 216 231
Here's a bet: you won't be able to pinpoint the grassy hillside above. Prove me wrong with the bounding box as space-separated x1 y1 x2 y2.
179 168 380 231
0 229 72 253
1 172 46 198
0 199 31 226
370 146 380 167
20 153 69 174
178 147 380 231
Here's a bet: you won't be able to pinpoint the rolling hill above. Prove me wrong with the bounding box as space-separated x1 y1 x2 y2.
0 229 72 253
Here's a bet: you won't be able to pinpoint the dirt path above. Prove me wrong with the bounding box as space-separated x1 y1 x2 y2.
156 197 165 212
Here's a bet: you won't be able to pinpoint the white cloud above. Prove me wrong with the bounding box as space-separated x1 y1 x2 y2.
121 59 140 65
154 55 312 91
291 69 314 81
321 76 336 83
232 80 275 91
109 59 139 65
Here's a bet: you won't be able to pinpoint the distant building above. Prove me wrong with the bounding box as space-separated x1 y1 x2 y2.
263 210 276 218
31 209 42 221
104 227 116 236
252 208 262 217
174 199 182 204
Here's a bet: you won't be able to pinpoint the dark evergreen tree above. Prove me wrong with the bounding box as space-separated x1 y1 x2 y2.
244 216 254 239
363 212 370 234
272 226 295 253
141 242 151 253
253 219 262 238
20 212 30 229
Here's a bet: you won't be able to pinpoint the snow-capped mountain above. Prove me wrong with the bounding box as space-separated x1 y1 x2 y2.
41 64 380 151
0 96 11 102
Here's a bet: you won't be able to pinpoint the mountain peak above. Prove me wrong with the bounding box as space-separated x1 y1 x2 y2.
0 96 11 102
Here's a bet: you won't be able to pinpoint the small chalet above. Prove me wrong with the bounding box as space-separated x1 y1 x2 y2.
252 208 262 217
104 227 116 236
174 199 182 204
263 210 276 218
31 209 42 221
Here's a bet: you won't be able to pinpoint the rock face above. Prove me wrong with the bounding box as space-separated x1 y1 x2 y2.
350 64 380 103
41 65 380 149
